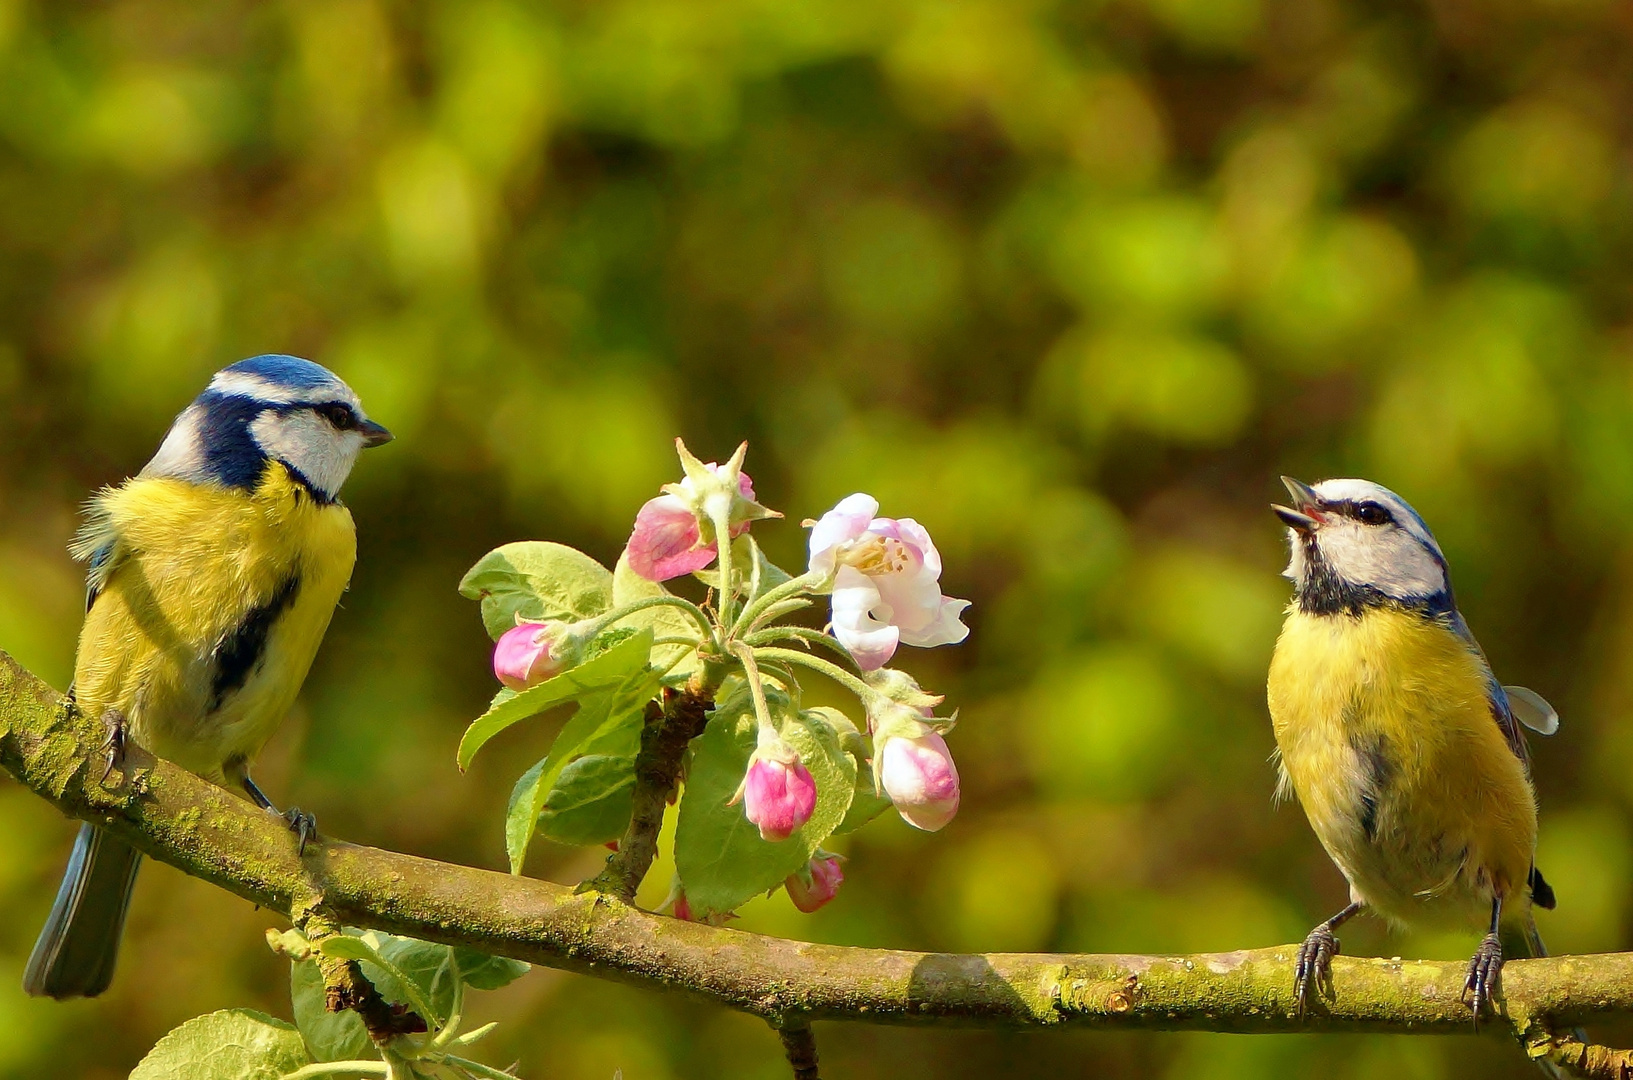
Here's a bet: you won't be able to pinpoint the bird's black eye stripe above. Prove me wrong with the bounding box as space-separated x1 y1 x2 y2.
316 403 356 430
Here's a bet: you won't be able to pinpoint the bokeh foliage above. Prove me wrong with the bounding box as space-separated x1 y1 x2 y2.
0 0 1630 1076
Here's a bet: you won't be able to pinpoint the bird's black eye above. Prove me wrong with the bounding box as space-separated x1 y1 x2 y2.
317 403 355 430
1355 502 1391 526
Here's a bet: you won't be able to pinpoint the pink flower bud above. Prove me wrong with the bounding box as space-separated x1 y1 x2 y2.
625 467 759 582
738 746 817 842
878 730 960 832
785 854 845 913
492 622 570 690
672 891 693 922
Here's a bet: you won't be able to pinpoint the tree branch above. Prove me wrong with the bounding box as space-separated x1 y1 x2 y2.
0 648 1626 1069
586 684 713 900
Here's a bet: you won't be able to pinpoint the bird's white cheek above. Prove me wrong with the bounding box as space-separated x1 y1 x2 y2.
248 412 362 498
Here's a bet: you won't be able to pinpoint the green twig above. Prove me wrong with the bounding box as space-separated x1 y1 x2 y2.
750 647 876 702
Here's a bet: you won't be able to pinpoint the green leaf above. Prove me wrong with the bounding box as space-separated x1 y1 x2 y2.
675 698 856 917
459 541 614 640
611 553 702 679
130 1009 311 1080
803 705 890 834
537 752 637 846
373 933 458 1022
503 667 658 872
835 773 893 833
290 958 371 1063
458 628 655 770
320 932 455 1025
453 948 531 990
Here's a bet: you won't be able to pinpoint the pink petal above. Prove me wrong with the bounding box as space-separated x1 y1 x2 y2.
626 494 715 582
880 731 960 832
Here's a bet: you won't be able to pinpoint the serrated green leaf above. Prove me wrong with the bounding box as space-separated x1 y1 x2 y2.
504 668 658 872
835 774 893 833
675 699 856 917
537 753 637 846
372 933 457 1022
611 553 702 679
458 628 654 770
459 541 614 640
320 932 456 1025
130 1009 311 1080
453 948 530 990
802 705 890 834
289 958 372 1063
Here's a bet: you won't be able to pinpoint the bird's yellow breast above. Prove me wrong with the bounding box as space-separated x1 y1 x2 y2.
71 466 356 781
1267 605 1536 928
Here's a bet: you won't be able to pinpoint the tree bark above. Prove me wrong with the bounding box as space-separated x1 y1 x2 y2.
0 648 1623 1072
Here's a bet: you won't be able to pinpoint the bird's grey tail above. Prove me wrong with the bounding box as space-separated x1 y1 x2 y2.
22 823 142 999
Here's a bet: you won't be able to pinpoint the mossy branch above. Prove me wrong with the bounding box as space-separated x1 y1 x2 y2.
0 649 1628 1074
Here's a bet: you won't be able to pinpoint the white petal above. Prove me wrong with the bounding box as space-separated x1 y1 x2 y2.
872 565 944 636
898 596 971 648
892 517 943 580
829 567 898 669
807 493 880 573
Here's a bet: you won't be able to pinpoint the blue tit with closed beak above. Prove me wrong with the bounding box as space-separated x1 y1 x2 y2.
1266 477 1559 1021
23 355 391 999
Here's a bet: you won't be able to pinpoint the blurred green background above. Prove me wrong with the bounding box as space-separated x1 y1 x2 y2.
0 0 1628 1076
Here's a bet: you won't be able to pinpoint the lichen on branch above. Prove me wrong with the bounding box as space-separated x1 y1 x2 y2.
1 647 1629 1076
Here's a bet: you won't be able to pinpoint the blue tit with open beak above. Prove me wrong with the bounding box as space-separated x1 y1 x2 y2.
1266 476 1558 1022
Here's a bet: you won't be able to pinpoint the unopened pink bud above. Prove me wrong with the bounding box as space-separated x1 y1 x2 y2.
740 751 817 842
879 730 960 832
625 467 761 582
785 855 845 913
493 622 568 690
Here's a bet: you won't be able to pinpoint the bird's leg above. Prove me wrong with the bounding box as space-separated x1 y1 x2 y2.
1294 901 1363 1016
1463 894 1505 1026
240 772 317 857
98 709 127 786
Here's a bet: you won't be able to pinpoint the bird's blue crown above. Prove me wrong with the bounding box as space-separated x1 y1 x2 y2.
141 354 374 502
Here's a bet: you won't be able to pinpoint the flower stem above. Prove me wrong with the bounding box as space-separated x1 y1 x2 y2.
590 595 716 647
732 642 778 734
730 570 824 638
712 506 736 631
752 647 877 703
742 626 859 667
278 1064 390 1080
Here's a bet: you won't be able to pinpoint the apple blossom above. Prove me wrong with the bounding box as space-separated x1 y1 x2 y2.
878 729 960 832
625 439 779 582
785 853 845 913
806 493 970 670
733 734 817 842
492 621 576 690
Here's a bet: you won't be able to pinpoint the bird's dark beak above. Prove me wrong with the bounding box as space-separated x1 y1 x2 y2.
359 419 394 447
1273 476 1321 533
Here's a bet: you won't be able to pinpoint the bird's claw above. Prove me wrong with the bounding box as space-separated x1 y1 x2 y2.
1294 923 1340 1016
1462 932 1503 1026
283 807 317 856
99 710 128 787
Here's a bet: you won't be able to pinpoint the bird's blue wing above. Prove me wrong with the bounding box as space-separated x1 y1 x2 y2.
1448 610 1532 770
83 540 114 613
68 490 125 614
